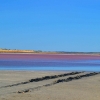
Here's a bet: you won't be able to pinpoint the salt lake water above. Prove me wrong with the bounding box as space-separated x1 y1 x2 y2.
0 54 100 71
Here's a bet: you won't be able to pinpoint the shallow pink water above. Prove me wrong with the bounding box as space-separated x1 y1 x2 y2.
0 54 100 60
0 54 100 71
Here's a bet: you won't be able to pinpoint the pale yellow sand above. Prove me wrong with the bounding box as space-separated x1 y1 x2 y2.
0 71 100 100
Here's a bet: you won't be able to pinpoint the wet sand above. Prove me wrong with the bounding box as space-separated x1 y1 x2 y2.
0 71 100 100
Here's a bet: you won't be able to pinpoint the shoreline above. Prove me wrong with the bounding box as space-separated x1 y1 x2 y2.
0 66 100 72
0 69 98 72
0 52 100 56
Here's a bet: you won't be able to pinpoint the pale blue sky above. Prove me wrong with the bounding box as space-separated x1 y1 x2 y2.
0 0 100 52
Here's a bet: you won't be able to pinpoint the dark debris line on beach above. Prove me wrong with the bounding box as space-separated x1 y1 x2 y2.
0 71 83 89
17 72 100 93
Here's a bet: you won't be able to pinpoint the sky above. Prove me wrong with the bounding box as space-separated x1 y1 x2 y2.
0 0 100 52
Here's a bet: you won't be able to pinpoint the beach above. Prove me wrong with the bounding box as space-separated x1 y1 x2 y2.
0 71 100 100
1 0 100 99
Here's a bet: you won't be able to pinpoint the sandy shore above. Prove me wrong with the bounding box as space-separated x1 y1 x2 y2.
0 71 100 100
